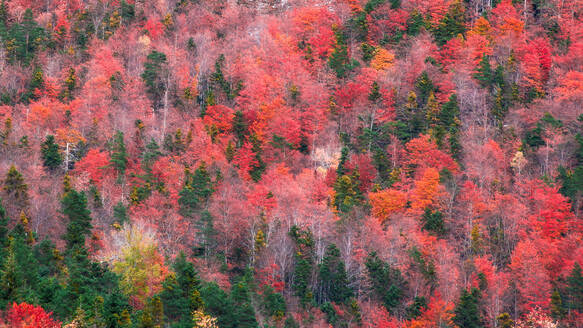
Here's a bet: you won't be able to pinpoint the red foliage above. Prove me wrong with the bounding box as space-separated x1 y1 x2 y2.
3 302 61 328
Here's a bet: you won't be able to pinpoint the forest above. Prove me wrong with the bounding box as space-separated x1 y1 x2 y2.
0 0 582 327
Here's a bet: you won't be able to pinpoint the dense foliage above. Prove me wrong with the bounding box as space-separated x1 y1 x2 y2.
0 0 582 327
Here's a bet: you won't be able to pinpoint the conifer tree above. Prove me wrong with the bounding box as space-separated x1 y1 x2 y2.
41 135 62 171
365 252 406 312
61 185 93 251
567 262 583 312
318 244 352 304
474 55 493 88
110 131 128 182
453 288 483 328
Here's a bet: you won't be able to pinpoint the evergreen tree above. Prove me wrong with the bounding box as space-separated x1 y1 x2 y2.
41 135 62 171
5 8 47 64
432 1 466 46
453 288 483 328
365 252 406 312
141 50 168 110
61 187 93 251
142 139 162 171
289 225 315 307
232 111 248 148
262 286 286 319
110 131 128 181
421 208 445 236
0 221 40 307
179 162 214 217
550 289 565 320
2 165 29 216
318 244 352 304
230 280 258 328
194 211 217 259
329 31 358 78
474 55 493 88
0 199 8 251
201 282 236 328
160 252 204 327
140 295 164 328
415 71 435 105
113 201 129 224
567 262 583 312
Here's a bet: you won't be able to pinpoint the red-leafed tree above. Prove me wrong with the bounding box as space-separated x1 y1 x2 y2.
2 302 61 328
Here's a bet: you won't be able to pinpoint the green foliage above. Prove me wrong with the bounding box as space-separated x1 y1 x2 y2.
41 135 62 171
361 43 376 62
3 165 29 211
407 10 425 36
232 110 248 147
474 55 493 88
113 201 129 224
110 131 128 181
141 50 168 110
200 282 235 328
453 288 483 328
317 244 352 304
61 188 93 251
194 211 217 260
289 225 315 307
365 0 387 13
406 296 428 319
567 262 583 312
365 252 405 312
415 72 435 105
332 172 364 213
160 253 203 327
2 9 48 65
409 246 437 284
432 1 466 46
262 286 286 319
179 162 214 217
421 208 445 236
329 31 359 78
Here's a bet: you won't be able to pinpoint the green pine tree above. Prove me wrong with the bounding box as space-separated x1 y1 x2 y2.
61 187 93 251
318 244 352 304
110 131 128 182
453 288 483 328
567 262 583 312
432 1 466 46
474 54 493 88
41 135 63 171
365 252 406 312
141 50 168 110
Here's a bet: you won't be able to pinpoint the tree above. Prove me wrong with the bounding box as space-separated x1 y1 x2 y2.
40 135 62 171
567 262 583 312
317 244 352 304
160 252 203 327
2 166 29 217
329 30 358 78
432 1 466 46
453 288 483 328
110 131 128 182
178 162 214 217
109 224 169 308
3 302 61 328
142 50 168 110
62 187 93 251
369 189 407 222
474 55 493 88
365 252 405 312
421 207 445 236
